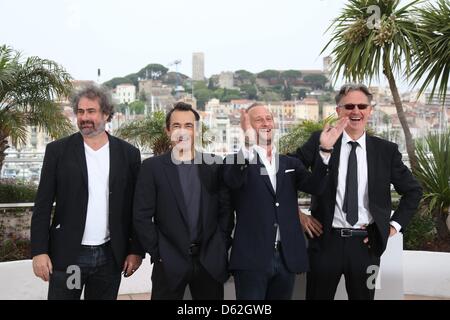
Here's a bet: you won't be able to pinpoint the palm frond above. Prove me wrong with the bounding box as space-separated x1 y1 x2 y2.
415 130 450 215
410 0 450 104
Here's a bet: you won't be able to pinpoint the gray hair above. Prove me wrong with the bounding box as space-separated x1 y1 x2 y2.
335 83 373 106
71 85 114 122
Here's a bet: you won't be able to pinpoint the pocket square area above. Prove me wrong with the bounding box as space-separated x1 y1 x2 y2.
285 169 295 173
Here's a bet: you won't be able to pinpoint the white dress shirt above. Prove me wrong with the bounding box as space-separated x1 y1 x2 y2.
325 131 401 231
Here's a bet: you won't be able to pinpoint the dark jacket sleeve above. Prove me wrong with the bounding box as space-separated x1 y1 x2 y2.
133 158 160 263
223 150 250 190
128 147 145 257
389 144 423 231
289 131 321 170
293 154 329 196
217 164 234 250
30 142 58 257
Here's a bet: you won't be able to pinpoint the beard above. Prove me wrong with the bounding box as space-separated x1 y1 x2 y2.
78 120 106 137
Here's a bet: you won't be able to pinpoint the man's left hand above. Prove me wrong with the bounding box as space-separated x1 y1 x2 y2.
363 226 398 245
122 254 142 277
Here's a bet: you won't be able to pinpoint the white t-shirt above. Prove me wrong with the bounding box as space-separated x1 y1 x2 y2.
81 142 110 245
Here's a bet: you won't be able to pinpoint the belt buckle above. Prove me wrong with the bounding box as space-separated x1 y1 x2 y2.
274 241 281 250
340 229 352 237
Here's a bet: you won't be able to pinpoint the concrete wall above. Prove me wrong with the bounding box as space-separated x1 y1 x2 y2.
2 249 450 300
403 251 450 299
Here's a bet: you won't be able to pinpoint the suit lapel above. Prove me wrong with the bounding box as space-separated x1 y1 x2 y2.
72 133 88 187
108 134 122 190
366 134 376 201
275 155 285 197
163 152 189 227
330 135 342 187
257 154 276 196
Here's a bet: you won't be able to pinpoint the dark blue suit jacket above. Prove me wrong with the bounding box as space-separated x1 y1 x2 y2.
224 150 329 273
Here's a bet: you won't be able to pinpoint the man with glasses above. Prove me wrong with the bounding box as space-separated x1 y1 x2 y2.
293 84 422 300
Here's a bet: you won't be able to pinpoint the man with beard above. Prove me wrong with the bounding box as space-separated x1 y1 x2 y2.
31 85 144 300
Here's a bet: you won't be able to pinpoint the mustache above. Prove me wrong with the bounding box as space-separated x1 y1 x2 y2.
80 121 95 126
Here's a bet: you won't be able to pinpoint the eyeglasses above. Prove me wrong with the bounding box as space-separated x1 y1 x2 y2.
339 103 370 110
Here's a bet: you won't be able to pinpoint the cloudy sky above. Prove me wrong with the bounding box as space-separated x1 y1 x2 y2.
1 0 406 89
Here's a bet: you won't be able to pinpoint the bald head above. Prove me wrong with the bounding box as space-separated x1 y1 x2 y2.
247 104 274 146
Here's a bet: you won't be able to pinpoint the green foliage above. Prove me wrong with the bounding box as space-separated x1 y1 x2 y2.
297 89 308 100
240 84 258 100
414 130 450 239
279 116 337 154
322 0 427 172
261 91 281 102
128 101 145 115
322 0 424 83
0 238 30 262
403 211 436 250
0 45 75 171
410 0 450 104
0 179 37 203
137 63 168 80
281 70 302 80
115 111 170 155
257 69 280 80
283 83 292 101
115 111 212 155
103 76 135 89
195 88 213 109
235 69 256 84
303 74 328 89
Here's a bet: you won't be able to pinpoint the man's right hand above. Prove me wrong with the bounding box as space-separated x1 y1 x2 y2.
32 254 53 282
299 210 323 238
240 109 256 146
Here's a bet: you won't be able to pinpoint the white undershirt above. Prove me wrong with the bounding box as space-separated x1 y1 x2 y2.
81 142 110 245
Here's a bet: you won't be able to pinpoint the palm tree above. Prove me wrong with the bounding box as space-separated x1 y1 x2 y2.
322 0 426 171
115 111 171 155
115 111 212 156
0 45 74 171
280 116 337 154
410 0 449 105
415 130 450 240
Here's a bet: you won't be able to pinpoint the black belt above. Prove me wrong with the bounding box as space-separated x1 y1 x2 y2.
81 241 110 249
332 228 368 237
189 243 200 256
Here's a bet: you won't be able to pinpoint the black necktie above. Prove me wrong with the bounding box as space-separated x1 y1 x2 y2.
343 141 358 226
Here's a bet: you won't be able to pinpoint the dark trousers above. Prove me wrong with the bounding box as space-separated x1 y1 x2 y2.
151 256 224 300
306 232 381 300
233 246 296 300
48 242 121 300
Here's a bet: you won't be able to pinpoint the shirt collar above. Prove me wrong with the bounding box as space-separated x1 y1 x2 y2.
253 144 277 162
342 131 366 151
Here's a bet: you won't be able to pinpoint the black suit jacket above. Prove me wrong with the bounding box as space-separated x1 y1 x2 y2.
293 131 423 257
223 150 329 273
133 151 234 290
31 132 144 271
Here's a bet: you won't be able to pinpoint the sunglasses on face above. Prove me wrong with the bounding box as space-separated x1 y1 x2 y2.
340 103 370 110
